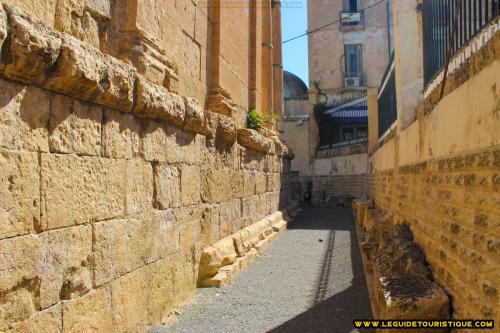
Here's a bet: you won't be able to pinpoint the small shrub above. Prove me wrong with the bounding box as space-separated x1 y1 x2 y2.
247 109 265 130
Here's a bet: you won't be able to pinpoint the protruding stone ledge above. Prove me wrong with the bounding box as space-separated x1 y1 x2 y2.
0 3 291 157
198 206 297 288
237 128 274 154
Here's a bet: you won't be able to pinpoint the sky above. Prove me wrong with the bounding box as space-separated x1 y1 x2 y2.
281 0 309 86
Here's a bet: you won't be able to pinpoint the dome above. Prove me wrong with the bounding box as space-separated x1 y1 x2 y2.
283 70 308 100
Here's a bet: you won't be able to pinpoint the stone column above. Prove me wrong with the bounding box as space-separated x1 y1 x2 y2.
391 0 424 131
261 0 274 124
272 0 284 126
367 88 379 154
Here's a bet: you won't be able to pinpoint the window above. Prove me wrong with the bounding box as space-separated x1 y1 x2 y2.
344 44 363 77
348 0 360 12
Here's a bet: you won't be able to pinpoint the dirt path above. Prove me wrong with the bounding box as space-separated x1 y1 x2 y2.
151 207 372 333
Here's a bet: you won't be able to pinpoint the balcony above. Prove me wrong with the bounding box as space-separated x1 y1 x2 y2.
340 10 365 31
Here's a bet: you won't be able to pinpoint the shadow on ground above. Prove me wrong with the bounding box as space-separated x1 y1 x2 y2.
268 208 373 333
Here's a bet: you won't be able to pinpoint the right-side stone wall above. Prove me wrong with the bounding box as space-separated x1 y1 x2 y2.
368 37 500 322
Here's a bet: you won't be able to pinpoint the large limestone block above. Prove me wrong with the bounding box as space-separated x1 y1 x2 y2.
180 164 201 206
200 204 220 248
134 76 185 126
48 95 102 156
93 211 179 286
147 258 175 325
6 303 61 333
62 287 113 333
243 170 256 196
44 35 136 112
198 245 222 280
154 164 181 209
241 195 259 226
201 169 230 204
206 111 237 143
255 172 267 194
0 287 37 329
0 150 40 239
237 128 273 153
244 218 273 248
41 154 126 229
38 226 93 309
0 80 50 152
111 267 149 333
183 97 210 135
2 4 62 84
125 159 153 214
213 236 238 266
102 109 141 159
379 276 449 321
220 199 242 235
85 0 111 19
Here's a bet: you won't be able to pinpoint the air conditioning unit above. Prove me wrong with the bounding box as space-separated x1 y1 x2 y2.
344 76 361 88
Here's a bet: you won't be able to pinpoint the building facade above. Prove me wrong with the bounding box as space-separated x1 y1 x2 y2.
0 1 293 331
307 0 392 204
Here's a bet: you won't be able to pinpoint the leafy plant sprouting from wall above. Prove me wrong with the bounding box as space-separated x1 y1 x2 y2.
313 102 327 125
247 108 265 130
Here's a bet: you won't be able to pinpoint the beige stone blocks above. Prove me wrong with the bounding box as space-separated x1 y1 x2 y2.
2 4 62 84
0 149 40 238
62 287 113 333
102 109 141 159
40 154 126 230
201 169 230 204
49 95 102 156
93 211 178 286
6 303 62 333
180 164 201 206
154 164 181 209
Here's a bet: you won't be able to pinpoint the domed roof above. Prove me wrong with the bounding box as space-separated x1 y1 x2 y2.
284 70 308 100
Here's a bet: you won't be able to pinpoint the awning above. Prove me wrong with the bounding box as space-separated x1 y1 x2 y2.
324 97 368 125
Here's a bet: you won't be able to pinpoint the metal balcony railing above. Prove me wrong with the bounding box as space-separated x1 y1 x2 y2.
378 53 397 138
422 0 500 85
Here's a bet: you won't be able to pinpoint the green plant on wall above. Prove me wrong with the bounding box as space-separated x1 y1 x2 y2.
313 102 327 125
247 109 265 130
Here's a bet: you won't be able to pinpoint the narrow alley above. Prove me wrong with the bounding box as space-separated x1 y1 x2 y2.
153 208 372 333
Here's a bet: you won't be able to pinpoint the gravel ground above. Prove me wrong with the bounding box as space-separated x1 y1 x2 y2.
150 207 372 333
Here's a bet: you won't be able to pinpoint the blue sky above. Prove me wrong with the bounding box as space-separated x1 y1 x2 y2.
281 1 308 86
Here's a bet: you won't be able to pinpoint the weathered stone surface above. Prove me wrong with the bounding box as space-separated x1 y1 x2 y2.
102 109 141 159
6 303 62 333
93 210 179 286
85 0 111 19
142 122 200 164
111 266 149 333
0 150 40 239
220 199 242 236
38 226 92 309
241 195 259 226
0 80 50 152
198 245 222 280
134 76 185 126
147 258 175 325
41 154 126 230
62 287 113 333
213 236 238 266
243 170 256 196
201 169 230 204
180 164 201 206
0 5 7 54
379 276 449 320
2 4 62 84
200 204 220 248
244 218 273 248
44 35 136 112
154 164 181 209
183 97 210 135
60 267 92 300
255 172 267 194
0 287 37 329
237 128 273 153
79 11 100 49
206 111 237 143
48 95 102 156
125 159 153 214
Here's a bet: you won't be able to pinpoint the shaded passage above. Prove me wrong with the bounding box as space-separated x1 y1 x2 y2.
152 207 372 333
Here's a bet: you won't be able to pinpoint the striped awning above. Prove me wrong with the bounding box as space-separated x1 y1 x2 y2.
324 98 368 124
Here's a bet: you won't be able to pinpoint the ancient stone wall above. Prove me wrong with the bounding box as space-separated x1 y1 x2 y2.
368 40 499 323
0 1 291 331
